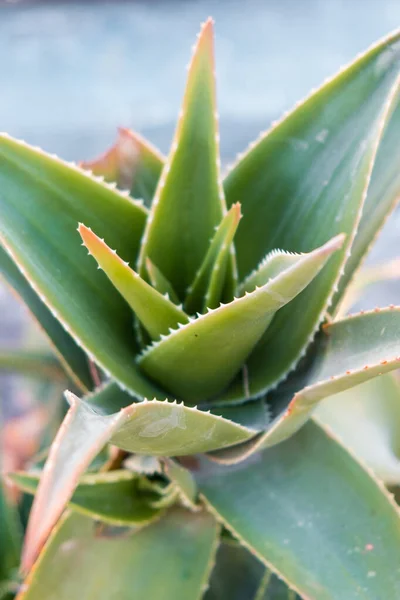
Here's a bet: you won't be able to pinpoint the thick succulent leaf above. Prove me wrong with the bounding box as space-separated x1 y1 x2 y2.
224 31 400 394
185 203 241 314
145 257 180 304
0 350 65 382
139 234 343 403
0 246 92 391
81 127 165 206
20 508 219 599
332 99 400 311
22 386 257 571
0 479 21 584
79 224 189 341
210 306 400 463
10 470 162 526
164 458 198 510
198 421 400 599
0 134 166 399
316 372 400 484
138 19 226 298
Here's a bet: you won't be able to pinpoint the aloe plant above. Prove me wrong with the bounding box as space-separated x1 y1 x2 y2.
1 18 400 599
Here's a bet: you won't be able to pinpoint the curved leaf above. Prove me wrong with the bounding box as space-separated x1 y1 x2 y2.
198 421 400 599
22 384 257 571
20 508 219 600
224 31 400 394
0 478 21 584
0 134 164 399
0 350 65 382
81 127 165 206
210 307 400 463
138 19 227 298
145 258 179 304
10 470 162 526
140 235 343 403
315 372 400 484
0 246 92 391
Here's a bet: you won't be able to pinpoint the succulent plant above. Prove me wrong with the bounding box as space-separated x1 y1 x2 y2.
1 18 400 600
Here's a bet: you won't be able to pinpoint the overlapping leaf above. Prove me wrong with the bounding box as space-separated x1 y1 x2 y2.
198 421 400 599
0 134 165 398
20 508 218 599
81 127 165 206
139 235 343 403
223 31 400 397
138 19 228 299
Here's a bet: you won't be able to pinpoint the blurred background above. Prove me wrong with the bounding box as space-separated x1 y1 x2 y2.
1 0 400 432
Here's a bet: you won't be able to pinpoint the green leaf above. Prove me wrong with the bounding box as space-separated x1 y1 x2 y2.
210 306 400 463
164 458 198 510
81 127 165 207
139 234 343 403
0 479 21 584
0 350 65 382
198 420 400 599
315 372 400 484
185 203 241 314
145 257 180 304
224 31 400 394
79 224 189 341
138 19 227 299
0 246 92 392
0 134 163 399
10 470 162 526
22 385 257 571
20 508 219 599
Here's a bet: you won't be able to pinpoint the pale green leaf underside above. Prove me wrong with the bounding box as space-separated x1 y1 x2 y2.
0 134 165 400
138 19 226 298
22 384 257 571
20 508 218 600
210 307 400 463
185 203 241 315
10 470 161 526
0 246 92 392
198 421 400 599
315 372 400 484
224 31 400 397
79 224 189 341
81 127 165 207
140 235 342 403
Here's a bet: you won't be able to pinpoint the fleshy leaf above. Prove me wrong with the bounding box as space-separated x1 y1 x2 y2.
316 372 400 484
10 470 162 526
145 257 180 304
198 421 400 599
138 19 227 299
164 458 198 510
139 234 343 403
0 134 165 399
210 306 400 463
22 385 257 571
0 246 92 392
185 203 241 314
81 127 165 206
0 350 65 382
224 31 400 394
0 478 21 584
79 224 189 341
20 508 219 599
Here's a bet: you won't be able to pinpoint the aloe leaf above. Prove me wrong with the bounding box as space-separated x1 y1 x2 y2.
224 31 400 394
146 257 180 304
20 508 219 600
79 224 189 341
10 470 162 526
185 203 241 314
138 19 227 299
0 134 165 399
210 306 400 463
164 458 198 510
81 127 165 206
198 421 400 599
139 234 343 403
0 479 21 584
0 350 65 382
315 372 400 484
0 246 92 391
22 385 257 571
